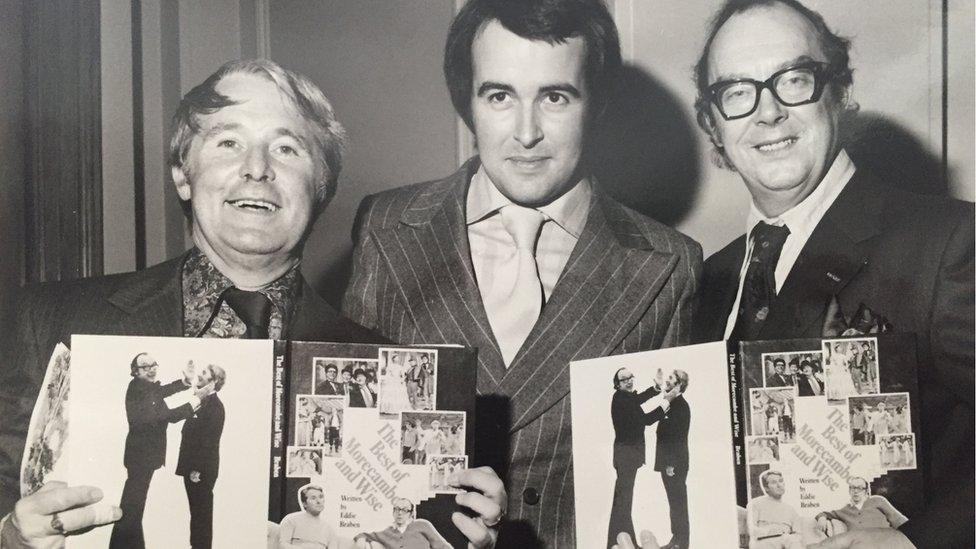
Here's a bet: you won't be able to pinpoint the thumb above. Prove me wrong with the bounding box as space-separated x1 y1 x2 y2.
639 530 660 549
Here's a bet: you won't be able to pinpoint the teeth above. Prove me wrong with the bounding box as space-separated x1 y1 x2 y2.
230 199 279 211
756 138 796 152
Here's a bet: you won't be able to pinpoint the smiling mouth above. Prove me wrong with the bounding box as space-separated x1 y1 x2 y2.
226 199 280 212
754 137 797 153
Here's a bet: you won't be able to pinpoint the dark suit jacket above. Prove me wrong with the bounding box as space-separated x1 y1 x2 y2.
611 386 661 470
315 380 344 395
766 373 791 387
0 253 378 515
342 158 702 547
796 375 822 397
347 385 377 408
176 395 225 484
694 170 974 547
123 377 195 471
652 394 690 473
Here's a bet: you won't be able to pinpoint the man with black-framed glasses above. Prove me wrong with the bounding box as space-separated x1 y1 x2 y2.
691 1 973 549
111 354 213 549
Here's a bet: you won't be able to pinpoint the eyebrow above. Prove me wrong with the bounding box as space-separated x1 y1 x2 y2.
712 55 819 83
202 123 311 150
475 81 582 99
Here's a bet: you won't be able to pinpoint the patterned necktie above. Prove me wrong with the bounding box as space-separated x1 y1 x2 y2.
485 205 546 367
223 287 272 339
730 222 790 341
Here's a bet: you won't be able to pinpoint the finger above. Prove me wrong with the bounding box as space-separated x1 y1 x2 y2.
56 503 122 533
454 491 502 524
639 530 660 549
613 531 636 549
451 511 494 549
450 467 505 503
16 485 104 516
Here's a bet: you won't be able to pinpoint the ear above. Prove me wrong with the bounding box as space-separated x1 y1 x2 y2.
172 165 192 201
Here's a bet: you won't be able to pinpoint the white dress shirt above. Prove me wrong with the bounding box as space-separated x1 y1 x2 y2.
466 165 591 303
724 150 856 339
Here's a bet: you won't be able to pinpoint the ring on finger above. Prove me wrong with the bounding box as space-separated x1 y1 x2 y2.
50 512 66 535
483 510 506 529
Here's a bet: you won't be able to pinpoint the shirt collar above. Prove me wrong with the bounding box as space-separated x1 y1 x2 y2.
746 149 855 240
465 164 591 238
181 247 303 337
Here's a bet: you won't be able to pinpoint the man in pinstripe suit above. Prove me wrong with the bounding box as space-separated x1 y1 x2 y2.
343 1 702 546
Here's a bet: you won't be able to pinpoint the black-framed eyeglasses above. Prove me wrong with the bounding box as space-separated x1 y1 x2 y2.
137 362 159 370
617 374 634 383
706 61 835 120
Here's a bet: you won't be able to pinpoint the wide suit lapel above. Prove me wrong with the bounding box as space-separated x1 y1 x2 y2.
501 196 680 431
760 171 882 339
369 161 680 432
104 256 185 336
369 162 508 389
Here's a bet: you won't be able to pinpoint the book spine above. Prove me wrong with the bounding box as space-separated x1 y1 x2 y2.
726 340 747 507
268 339 289 521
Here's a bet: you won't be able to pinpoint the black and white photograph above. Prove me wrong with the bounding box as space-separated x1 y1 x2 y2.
400 411 466 466
879 434 917 471
0 0 972 547
272 483 338 548
822 338 881 403
749 387 797 443
746 435 781 464
286 446 324 478
848 393 911 445
312 357 353 396
761 350 823 390
378 348 438 419
352 496 451 549
342 359 379 409
571 345 739 548
294 394 345 456
427 455 468 493
66 335 272 548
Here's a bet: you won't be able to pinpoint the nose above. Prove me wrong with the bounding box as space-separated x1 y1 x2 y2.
514 103 543 148
240 146 275 182
753 87 788 126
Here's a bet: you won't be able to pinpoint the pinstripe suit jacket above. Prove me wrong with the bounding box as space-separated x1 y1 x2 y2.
342 159 703 547
0 253 377 516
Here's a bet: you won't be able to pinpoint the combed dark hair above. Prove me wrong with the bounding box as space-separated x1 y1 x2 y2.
692 0 854 165
444 0 621 130
168 59 347 217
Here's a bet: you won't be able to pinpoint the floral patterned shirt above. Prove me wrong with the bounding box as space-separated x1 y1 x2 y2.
181 248 302 338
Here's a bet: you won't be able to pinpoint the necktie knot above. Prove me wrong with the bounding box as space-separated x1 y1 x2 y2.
751 222 790 257
223 287 272 339
500 205 545 252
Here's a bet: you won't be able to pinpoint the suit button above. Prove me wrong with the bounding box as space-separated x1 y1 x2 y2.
522 487 540 506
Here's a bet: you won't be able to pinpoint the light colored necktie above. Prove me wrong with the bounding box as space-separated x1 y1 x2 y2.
485 205 546 367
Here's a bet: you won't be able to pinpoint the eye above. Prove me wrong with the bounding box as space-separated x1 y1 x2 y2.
487 91 510 104
542 92 569 106
216 139 238 149
276 144 299 156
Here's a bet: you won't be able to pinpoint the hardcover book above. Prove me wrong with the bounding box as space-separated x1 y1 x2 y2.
570 333 921 549
26 335 477 548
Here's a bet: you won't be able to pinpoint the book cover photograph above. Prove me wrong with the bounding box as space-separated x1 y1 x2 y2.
47 336 477 548
66 335 275 549
734 333 922 548
570 343 740 549
270 341 478 549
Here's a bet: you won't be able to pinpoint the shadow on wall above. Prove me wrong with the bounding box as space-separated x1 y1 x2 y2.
842 111 947 196
590 64 703 227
